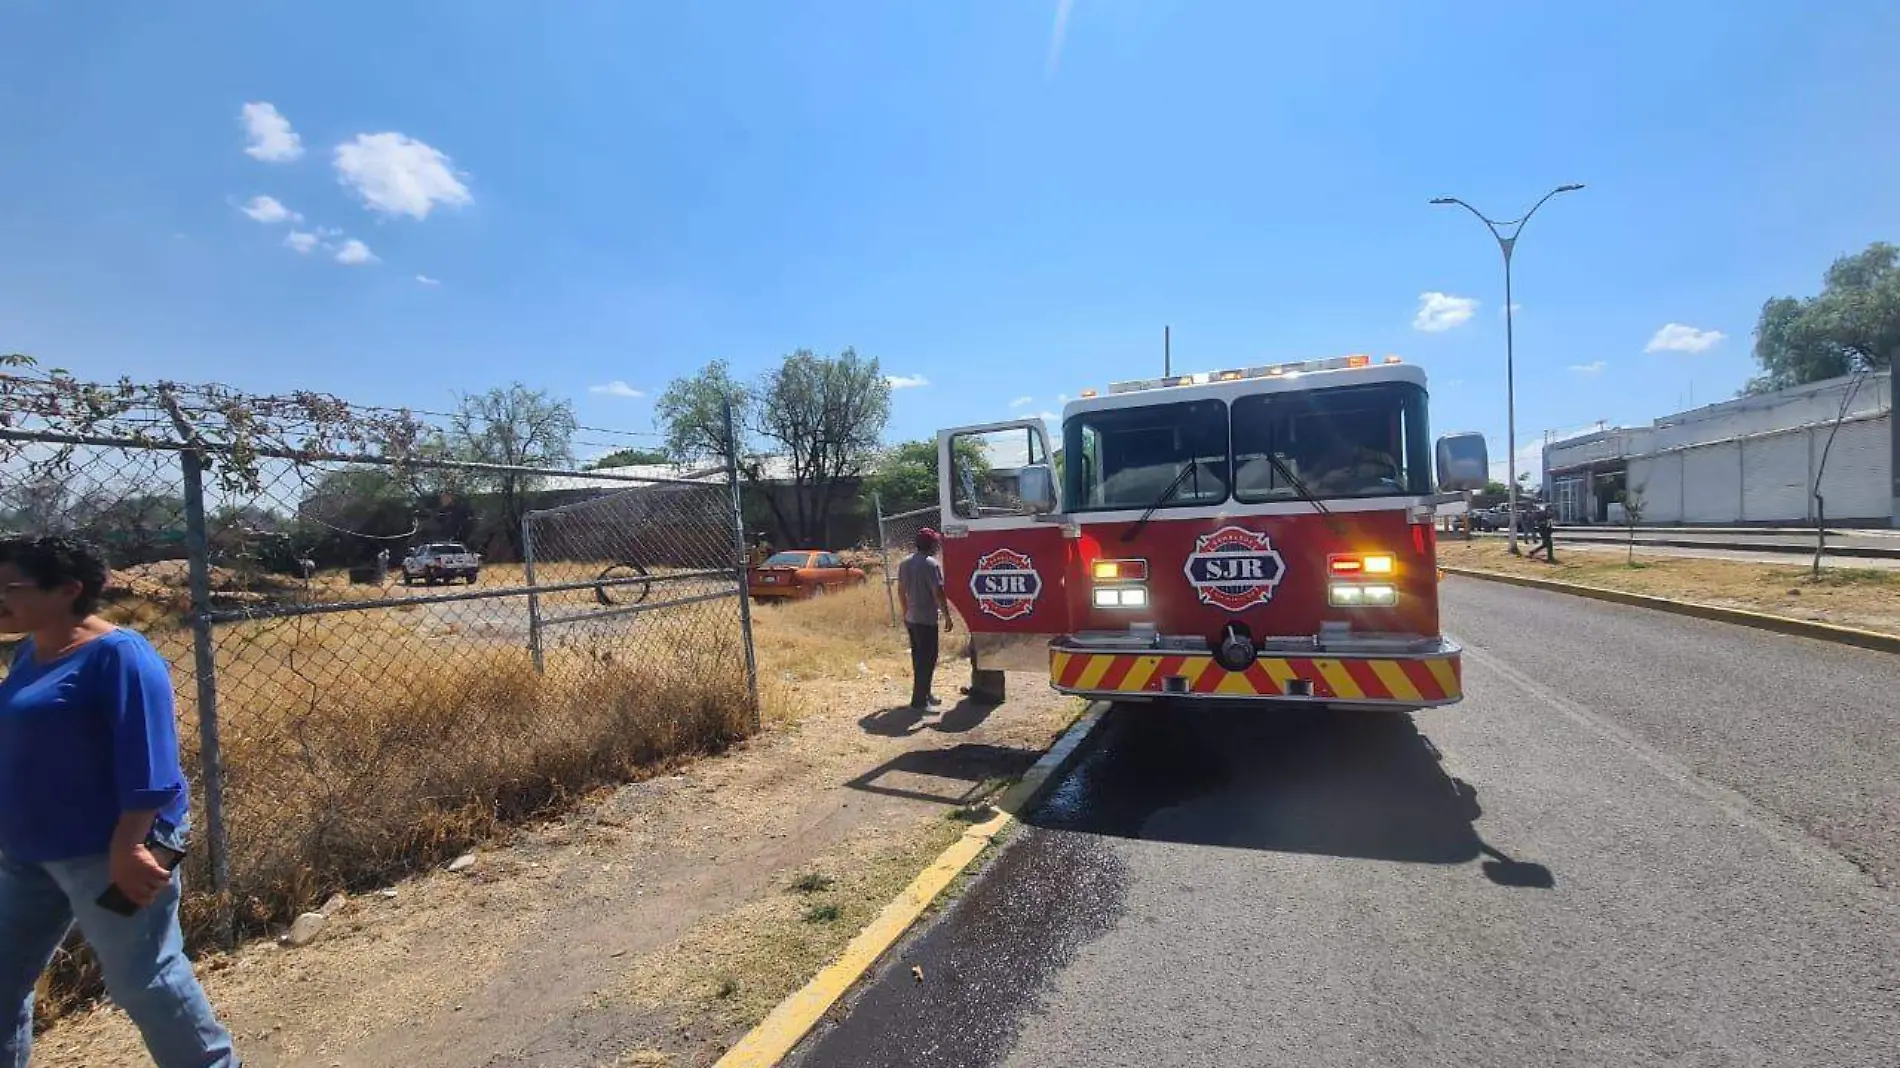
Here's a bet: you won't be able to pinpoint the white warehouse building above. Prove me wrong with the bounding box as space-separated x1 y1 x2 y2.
1542 370 1896 527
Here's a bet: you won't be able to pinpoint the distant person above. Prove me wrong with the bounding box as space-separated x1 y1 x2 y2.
1528 510 1558 562
376 547 391 583
895 528 953 711
0 535 238 1067
748 531 773 569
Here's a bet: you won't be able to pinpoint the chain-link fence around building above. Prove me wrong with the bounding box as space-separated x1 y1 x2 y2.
0 371 757 945
872 495 941 626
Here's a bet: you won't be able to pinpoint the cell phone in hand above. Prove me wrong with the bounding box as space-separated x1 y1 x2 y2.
96 842 186 917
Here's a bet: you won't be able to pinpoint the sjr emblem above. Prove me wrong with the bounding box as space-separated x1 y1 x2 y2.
969 547 1042 621
1183 526 1286 612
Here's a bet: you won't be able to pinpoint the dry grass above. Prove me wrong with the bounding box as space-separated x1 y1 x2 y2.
1437 540 1900 637
33 575 906 1026
607 817 967 1039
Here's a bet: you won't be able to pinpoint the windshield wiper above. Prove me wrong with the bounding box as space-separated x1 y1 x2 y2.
1261 452 1346 534
1121 458 1199 543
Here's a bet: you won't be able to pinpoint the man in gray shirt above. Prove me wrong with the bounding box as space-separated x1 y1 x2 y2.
896 528 954 710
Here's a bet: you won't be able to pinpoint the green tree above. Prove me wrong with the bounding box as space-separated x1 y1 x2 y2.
450 383 578 559
587 447 670 469
655 359 749 464
755 348 892 545
658 351 893 545
1746 242 1900 394
866 438 989 515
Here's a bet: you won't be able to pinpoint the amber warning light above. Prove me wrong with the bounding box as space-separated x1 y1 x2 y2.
1328 553 1395 576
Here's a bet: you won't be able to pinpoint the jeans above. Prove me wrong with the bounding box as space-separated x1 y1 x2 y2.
0 837 236 1068
906 622 940 708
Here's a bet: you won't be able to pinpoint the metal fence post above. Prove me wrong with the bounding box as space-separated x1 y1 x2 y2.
724 399 761 731
521 510 545 674
177 449 234 947
874 493 897 626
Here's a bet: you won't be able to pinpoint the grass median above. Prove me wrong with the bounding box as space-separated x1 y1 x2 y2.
1437 540 1900 638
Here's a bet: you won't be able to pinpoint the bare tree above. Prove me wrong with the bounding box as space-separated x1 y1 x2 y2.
1618 485 1646 565
1810 362 1875 578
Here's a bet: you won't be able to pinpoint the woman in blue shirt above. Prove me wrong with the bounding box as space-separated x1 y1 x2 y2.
0 536 236 1067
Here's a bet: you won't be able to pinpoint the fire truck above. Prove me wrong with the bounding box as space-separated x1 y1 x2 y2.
935 354 1489 710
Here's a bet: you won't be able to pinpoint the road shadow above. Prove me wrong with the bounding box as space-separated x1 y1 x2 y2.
1030 705 1553 887
844 742 1040 808
858 697 996 738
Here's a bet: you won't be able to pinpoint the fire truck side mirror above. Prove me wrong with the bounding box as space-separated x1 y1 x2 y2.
1017 463 1058 515
1435 432 1489 492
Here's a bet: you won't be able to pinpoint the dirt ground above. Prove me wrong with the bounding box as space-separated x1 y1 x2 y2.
34 620 1080 1068
1437 539 1900 637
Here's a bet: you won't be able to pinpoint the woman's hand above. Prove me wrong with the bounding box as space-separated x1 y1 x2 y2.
109 844 173 907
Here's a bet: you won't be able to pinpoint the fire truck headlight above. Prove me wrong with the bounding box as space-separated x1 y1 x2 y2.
1093 586 1149 608
1330 583 1397 607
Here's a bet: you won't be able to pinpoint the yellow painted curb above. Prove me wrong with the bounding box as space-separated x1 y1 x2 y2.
713 701 1113 1068
1441 565 1900 655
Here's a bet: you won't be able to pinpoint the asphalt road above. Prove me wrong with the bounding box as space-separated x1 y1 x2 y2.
788 579 1900 1068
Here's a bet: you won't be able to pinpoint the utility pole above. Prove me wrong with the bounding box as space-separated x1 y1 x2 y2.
1164 325 1171 377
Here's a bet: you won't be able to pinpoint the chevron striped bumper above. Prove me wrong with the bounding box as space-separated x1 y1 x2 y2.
1049 640 1463 707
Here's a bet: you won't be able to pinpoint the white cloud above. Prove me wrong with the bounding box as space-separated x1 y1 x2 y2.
1645 323 1725 354
589 381 645 399
415 274 441 286
1569 360 1606 374
282 231 319 254
334 133 473 220
1057 393 1071 404
334 238 377 265
1501 302 1522 317
886 373 930 390
1414 292 1478 332
1032 410 1059 424
1009 396 1033 408
240 102 303 163
239 195 300 224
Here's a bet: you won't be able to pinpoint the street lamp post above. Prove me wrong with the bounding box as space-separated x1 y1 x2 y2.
1430 184 1584 554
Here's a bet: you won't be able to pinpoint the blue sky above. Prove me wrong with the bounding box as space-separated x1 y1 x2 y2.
4 1 1898 478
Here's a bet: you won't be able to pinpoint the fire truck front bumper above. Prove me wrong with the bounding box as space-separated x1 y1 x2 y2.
1049 634 1463 708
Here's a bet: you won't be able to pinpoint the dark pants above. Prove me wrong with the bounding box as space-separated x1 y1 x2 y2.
906 623 940 708
1529 530 1556 560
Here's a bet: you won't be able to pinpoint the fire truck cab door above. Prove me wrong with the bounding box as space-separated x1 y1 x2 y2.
937 420 1072 669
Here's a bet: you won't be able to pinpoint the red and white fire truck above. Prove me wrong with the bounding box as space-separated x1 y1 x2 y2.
935 354 1489 710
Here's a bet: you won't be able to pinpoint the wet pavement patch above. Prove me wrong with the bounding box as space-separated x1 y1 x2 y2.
788 816 1127 1067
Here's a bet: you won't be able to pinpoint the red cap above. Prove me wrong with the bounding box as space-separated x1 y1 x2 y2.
916 527 941 546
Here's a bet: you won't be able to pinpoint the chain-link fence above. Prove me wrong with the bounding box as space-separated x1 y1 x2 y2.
872 495 941 626
0 372 757 946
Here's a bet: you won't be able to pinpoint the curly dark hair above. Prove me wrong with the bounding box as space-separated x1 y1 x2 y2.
0 535 110 617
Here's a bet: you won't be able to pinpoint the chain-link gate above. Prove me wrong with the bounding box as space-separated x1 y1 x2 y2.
522 473 756 704
873 494 942 626
1 370 759 948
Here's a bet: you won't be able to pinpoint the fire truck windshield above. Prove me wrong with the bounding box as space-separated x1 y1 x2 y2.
1062 382 1430 511
1232 382 1430 501
1063 399 1230 512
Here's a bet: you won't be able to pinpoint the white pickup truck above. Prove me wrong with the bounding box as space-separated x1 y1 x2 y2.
402 542 482 585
